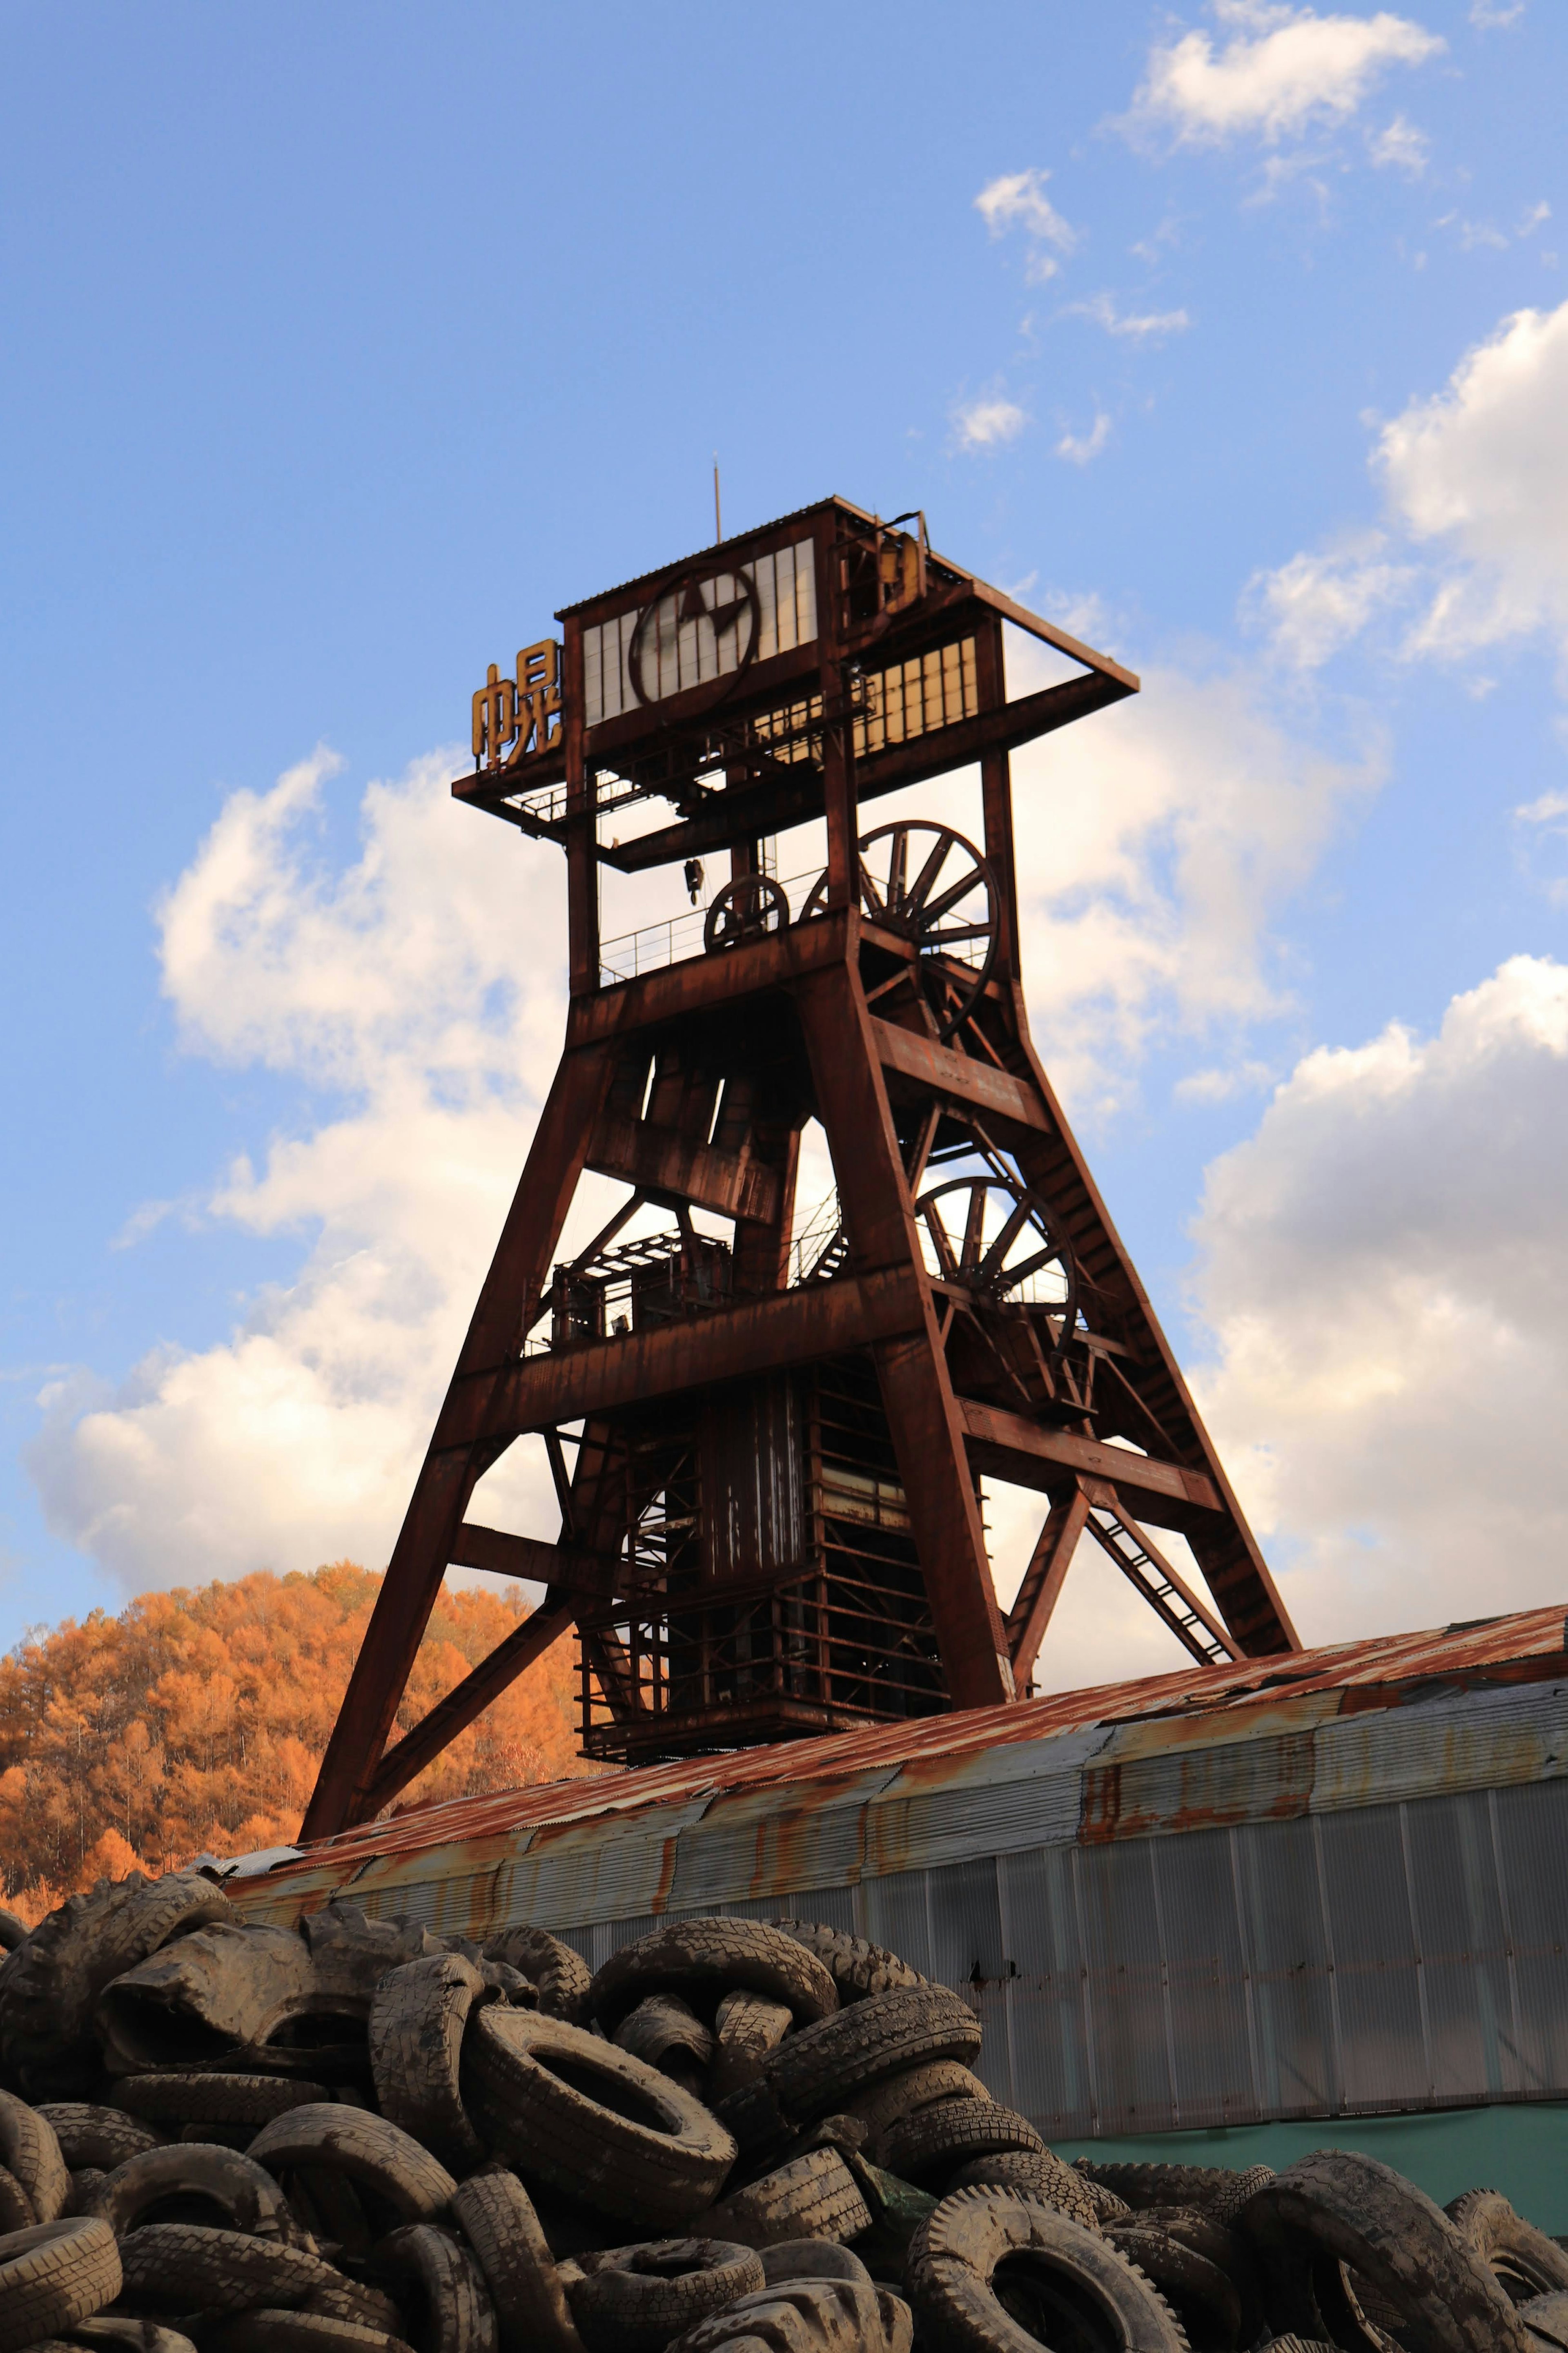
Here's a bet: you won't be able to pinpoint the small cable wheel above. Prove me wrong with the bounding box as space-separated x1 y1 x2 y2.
915 1174 1076 1333
800 821 997 1039
703 873 791 950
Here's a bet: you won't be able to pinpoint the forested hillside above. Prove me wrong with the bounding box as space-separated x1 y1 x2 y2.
0 1564 592 1923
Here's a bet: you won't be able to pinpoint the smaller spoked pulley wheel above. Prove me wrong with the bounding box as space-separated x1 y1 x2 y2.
801 822 997 1040
704 874 791 951
915 1175 1076 1347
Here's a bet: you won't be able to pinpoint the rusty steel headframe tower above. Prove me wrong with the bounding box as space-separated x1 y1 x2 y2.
303 497 1298 1839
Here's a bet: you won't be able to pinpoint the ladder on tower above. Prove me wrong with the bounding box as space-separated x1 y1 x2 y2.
1085 1499 1238 1668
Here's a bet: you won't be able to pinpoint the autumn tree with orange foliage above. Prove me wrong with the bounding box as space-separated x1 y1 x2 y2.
0 1563 595 1924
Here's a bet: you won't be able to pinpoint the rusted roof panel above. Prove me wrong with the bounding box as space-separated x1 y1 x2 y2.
223 1608 1568 1929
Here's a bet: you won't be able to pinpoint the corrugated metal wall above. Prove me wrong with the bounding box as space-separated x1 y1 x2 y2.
295 1681 1568 2140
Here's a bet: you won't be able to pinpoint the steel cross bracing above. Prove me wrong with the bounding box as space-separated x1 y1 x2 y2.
302 495 1298 1840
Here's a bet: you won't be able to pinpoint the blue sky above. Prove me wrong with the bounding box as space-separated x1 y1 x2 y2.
4 1 1567 1686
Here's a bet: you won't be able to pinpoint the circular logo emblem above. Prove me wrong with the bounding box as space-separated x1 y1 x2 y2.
627 567 761 709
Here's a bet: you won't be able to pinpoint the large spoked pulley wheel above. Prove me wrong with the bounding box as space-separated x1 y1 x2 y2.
801 821 998 1040
703 874 791 950
915 1175 1076 1348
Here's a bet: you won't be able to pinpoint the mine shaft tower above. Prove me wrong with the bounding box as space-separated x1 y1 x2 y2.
304 497 1298 1839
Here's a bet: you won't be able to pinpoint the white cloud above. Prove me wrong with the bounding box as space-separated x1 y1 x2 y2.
974 169 1079 279
1068 293 1192 341
1129 4 1444 149
1368 113 1429 173
1006 644 1383 1109
1174 1059 1276 1103
955 396 1029 451
1056 412 1112 465
1245 533 1417 666
1379 297 1568 657
1190 955 1568 1643
1518 202 1551 238
1470 0 1523 26
28 748 573 1594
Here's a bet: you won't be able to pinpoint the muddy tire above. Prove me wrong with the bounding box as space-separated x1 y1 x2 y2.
667 2275 898 2353
370 1954 492 2176
375 2220 500 2353
0 2088 69 2224
1105 2215 1244 2348
710 1993 793 2102
451 2167 586 2353
767 1926 926 2005
1518 2294 1568 2350
1240 2150 1530 2352
69 2321 201 2351
483 1930 592 2026
0 1910 27 1954
0 2159 36 2232
116 2072 330 2126
248 2102 458 2224
93 2141 300 2239
699 2147 871 2249
763 1988 981 2128
117 2220 352 2315
758 2242 875 2288
590 1922 837 2033
1077 2156 1274 2227
881 2100 1041 2186
615 1995 715 2085
205 2315 418 2352
1446 2189 1568 2302
465 2009 735 2227
842 2062 985 2161
907 2186 1187 2353
36 2102 163 2172
0 2216 123 2353
947 2152 1102 2233
570 2238 765 2352
0 1872 233 2097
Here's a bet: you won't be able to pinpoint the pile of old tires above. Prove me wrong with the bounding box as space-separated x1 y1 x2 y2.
0 1878 1564 2352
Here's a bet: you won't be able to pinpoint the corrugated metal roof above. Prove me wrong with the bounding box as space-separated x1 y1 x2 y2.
553 498 863 619
225 1608 1568 1925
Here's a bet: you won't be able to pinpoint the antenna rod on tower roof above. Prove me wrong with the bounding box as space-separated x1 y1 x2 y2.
713 456 722 546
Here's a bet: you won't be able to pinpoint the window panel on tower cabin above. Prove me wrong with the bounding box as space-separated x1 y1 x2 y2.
580 539 817 727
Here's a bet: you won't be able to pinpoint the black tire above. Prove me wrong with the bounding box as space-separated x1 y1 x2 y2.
881 2101 1042 2186
0 2159 36 2231
842 2062 986 2161
36 2101 163 2171
763 1988 981 2127
464 2010 735 2228
590 1922 837 2033
710 1993 793 2103
907 2186 1188 2353
248 2102 458 2224
93 2141 300 2239
1446 2189 1568 2302
0 1910 27 1954
947 2153 1102 2234
116 2072 330 2126
303 2278 411 2333
0 1871 233 2097
670 2276 909 2353
0 2216 123 2353
482 1930 592 2026
1077 2157 1274 2228
757 2242 874 2288
615 1995 715 2083
69 2321 202 2351
699 2147 871 2249
0 2087 69 2222
63 2167 109 2220
204 2315 418 2352
375 2220 500 2353
1240 2150 1531 2353
1519 2294 1568 2350
1104 2216 1243 2349
369 1953 491 2175
451 2168 586 2353
570 2238 765 2352
117 2221 351 2315
767 1925 926 2005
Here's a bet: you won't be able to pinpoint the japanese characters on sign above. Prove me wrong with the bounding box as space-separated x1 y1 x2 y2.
473 639 563 770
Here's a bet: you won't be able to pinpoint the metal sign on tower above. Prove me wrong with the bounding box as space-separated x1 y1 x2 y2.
303 497 1298 1840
